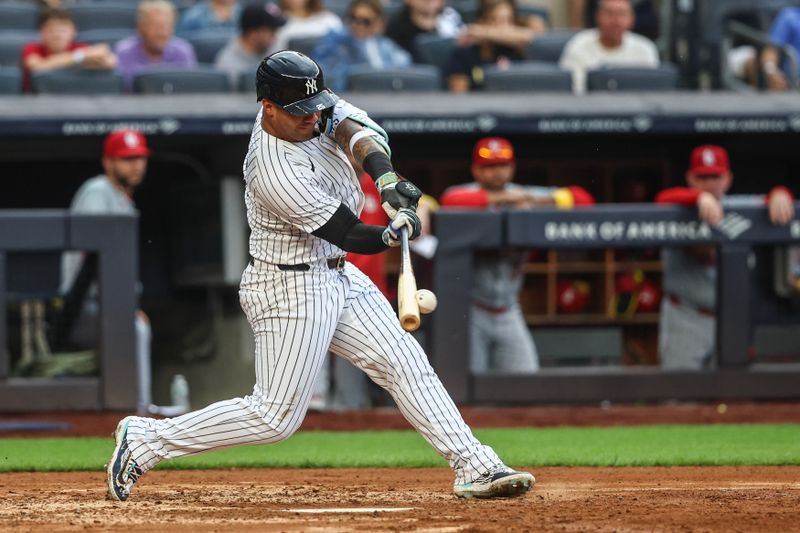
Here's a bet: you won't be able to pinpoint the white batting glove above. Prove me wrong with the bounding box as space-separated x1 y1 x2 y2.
381 208 422 247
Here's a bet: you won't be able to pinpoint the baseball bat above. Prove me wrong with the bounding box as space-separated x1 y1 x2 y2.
398 227 421 332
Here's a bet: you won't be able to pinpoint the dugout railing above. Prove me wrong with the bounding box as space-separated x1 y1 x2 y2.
0 211 138 411
431 204 800 404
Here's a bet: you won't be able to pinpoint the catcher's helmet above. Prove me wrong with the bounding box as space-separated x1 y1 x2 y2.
255 51 338 115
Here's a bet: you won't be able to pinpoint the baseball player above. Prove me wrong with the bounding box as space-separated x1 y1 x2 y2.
107 51 534 501
656 144 795 369
61 129 158 416
441 137 595 373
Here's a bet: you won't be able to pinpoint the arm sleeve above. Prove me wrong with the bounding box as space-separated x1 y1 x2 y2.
655 187 701 205
440 187 489 207
311 203 388 254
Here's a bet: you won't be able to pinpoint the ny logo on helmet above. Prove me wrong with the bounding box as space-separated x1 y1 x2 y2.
306 79 317 95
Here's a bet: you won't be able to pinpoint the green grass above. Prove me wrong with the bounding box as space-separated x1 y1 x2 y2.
0 424 798 472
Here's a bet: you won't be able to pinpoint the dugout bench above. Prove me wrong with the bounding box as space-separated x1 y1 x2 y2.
431 204 800 404
0 211 138 411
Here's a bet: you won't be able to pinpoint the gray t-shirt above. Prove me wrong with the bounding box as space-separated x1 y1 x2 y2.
61 175 135 293
214 38 262 88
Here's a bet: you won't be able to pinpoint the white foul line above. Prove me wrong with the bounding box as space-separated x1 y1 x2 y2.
285 507 415 514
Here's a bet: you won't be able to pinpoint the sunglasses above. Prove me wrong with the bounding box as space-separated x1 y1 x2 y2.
349 15 377 26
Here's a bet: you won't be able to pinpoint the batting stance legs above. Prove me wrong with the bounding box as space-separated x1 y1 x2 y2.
121 262 504 488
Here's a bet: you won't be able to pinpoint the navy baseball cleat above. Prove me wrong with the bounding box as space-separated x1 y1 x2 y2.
453 468 535 499
106 416 143 501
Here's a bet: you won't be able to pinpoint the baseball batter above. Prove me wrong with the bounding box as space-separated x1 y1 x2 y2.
440 137 595 373
107 51 534 501
656 144 795 369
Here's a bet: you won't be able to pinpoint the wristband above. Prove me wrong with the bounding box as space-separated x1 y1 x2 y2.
73 49 86 65
764 61 778 75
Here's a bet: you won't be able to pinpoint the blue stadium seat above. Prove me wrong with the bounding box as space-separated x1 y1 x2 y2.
586 65 679 92
0 2 38 31
518 5 550 25
77 29 135 46
0 31 37 68
345 65 441 92
187 33 232 64
526 30 578 63
414 34 456 72
238 70 254 93
0 66 22 95
133 66 231 94
67 3 138 31
482 62 572 92
288 36 324 58
31 69 124 95
323 0 351 18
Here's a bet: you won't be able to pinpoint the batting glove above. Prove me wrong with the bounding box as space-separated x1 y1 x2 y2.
382 208 422 247
376 173 422 219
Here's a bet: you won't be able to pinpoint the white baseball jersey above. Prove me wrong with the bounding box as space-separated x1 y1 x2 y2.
123 108 505 487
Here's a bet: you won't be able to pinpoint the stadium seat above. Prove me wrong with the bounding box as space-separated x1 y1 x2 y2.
483 62 572 92
288 36 324 58
526 30 578 63
238 70 254 93
67 3 138 31
0 66 22 95
187 33 231 64
31 69 124 95
586 65 679 92
77 29 135 46
133 66 230 94
451 0 478 22
0 2 38 31
414 34 456 72
0 31 37 68
345 65 441 92
324 0 351 18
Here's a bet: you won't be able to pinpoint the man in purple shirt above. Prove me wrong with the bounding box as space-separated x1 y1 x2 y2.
115 0 197 91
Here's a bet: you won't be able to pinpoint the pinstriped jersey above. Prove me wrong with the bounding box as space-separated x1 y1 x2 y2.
243 109 364 265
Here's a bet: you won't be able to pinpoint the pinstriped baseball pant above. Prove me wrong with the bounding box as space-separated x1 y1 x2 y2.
126 261 503 485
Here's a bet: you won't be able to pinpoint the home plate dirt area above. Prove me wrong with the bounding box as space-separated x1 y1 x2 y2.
1 466 799 532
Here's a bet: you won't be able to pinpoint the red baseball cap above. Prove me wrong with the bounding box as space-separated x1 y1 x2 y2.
473 137 515 166
103 129 151 158
689 145 729 176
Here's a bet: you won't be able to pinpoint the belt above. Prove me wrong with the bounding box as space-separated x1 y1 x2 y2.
472 301 511 314
667 293 715 317
249 256 346 272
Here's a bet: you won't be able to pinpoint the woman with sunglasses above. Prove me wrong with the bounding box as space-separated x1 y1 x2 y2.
311 0 411 92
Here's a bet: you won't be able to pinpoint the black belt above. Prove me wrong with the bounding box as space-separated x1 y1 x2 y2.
249 256 346 272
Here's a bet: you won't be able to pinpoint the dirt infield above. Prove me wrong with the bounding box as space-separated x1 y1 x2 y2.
1 467 799 532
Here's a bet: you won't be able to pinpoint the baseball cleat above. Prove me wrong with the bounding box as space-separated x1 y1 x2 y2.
453 468 535 499
106 416 143 501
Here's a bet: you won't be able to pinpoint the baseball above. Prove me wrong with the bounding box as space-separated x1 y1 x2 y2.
415 289 438 314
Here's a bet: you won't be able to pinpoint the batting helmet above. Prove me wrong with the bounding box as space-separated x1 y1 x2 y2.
255 51 338 116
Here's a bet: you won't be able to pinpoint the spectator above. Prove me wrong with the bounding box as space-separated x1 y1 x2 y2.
214 3 286 87
312 0 411 92
568 0 659 41
559 0 659 94
268 0 343 55
61 130 169 416
655 145 795 370
443 0 535 93
385 0 464 63
761 6 800 91
440 137 594 373
115 0 197 91
21 8 117 93
177 0 242 37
